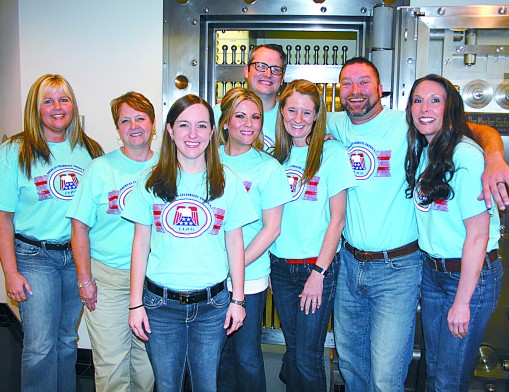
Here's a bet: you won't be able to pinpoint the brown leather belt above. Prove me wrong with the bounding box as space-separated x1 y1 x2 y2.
425 249 498 273
286 257 318 264
344 240 420 262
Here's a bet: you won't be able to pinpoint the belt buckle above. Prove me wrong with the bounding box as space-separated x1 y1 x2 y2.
179 293 191 304
364 251 373 262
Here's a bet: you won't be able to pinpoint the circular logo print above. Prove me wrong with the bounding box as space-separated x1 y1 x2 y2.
286 168 304 201
161 199 212 238
118 185 134 211
413 186 431 212
48 167 83 200
348 145 376 180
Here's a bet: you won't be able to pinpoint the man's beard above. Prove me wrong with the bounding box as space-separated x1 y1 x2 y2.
341 95 378 118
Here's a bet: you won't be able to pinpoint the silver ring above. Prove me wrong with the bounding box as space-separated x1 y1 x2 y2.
496 181 505 185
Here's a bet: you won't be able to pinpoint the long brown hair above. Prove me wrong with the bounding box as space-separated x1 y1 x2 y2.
218 87 264 151
146 95 225 202
9 74 103 179
272 79 326 185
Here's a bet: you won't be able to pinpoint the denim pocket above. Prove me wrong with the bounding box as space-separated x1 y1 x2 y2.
15 240 41 257
388 251 423 271
210 287 230 309
143 287 164 309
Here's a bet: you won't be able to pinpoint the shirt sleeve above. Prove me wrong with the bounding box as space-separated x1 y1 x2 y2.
121 170 154 225
66 159 101 227
0 142 20 213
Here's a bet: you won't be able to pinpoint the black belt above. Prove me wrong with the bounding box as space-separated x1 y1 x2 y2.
425 249 498 273
15 233 71 251
145 279 225 304
344 240 420 262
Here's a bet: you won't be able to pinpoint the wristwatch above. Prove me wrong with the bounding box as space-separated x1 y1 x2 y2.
311 264 329 276
230 299 246 308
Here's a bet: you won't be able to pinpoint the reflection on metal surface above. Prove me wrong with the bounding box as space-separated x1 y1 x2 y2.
495 83 509 110
175 75 189 90
476 345 500 373
463 79 493 109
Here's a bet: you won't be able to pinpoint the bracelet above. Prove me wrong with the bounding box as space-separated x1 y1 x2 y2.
311 264 329 276
129 304 144 310
77 277 95 289
230 299 246 308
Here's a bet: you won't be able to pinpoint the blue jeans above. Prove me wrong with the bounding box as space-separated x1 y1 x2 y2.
218 288 267 392
270 253 339 392
15 239 82 392
421 258 503 392
334 246 423 392
143 284 229 392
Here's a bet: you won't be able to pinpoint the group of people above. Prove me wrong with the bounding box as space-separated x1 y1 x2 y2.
0 43 505 392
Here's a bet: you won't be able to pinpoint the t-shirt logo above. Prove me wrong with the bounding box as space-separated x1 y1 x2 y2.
348 143 376 180
413 186 431 212
35 166 84 201
286 168 304 201
107 184 134 214
60 173 79 190
156 199 212 238
173 206 199 226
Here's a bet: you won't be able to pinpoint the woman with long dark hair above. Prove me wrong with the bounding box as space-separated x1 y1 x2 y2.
123 94 256 392
270 79 356 392
0 74 103 392
405 74 503 391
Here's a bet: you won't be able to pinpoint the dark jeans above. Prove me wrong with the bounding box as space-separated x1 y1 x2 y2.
218 288 268 392
270 253 339 392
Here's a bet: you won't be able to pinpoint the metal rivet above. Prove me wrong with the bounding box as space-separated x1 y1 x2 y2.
242 7 248 13
360 7 367 14
320 7 327 13
281 6 287 13
499 7 507 15
191 60 198 66
203 7 209 13
192 19 197 25
437 7 446 15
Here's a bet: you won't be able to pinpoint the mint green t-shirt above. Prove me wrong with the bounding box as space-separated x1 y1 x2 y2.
271 140 357 259
219 146 292 281
66 149 159 269
326 109 418 251
121 166 258 290
213 101 279 152
0 139 92 242
414 138 500 258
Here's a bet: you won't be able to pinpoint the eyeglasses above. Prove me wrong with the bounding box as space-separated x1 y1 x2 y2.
249 62 284 76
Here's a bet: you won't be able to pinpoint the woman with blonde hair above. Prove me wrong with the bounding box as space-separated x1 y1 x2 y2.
68 91 157 391
123 94 257 392
270 79 356 392
216 87 291 392
0 74 103 392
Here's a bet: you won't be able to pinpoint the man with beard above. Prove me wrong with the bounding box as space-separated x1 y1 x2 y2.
327 57 509 391
214 44 287 150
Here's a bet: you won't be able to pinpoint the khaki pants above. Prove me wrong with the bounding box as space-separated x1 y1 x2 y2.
85 259 154 392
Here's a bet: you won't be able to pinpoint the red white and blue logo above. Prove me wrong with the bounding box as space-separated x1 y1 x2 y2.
160 199 212 238
348 143 376 180
286 168 304 201
413 186 431 212
47 166 84 200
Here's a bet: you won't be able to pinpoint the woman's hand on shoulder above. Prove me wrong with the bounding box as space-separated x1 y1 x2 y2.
224 303 246 336
129 306 151 342
5 271 32 302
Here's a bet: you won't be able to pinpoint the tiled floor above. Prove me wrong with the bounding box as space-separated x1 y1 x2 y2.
0 304 331 392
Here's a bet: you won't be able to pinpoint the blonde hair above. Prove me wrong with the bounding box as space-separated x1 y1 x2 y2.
10 74 103 178
272 79 326 185
217 87 264 151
